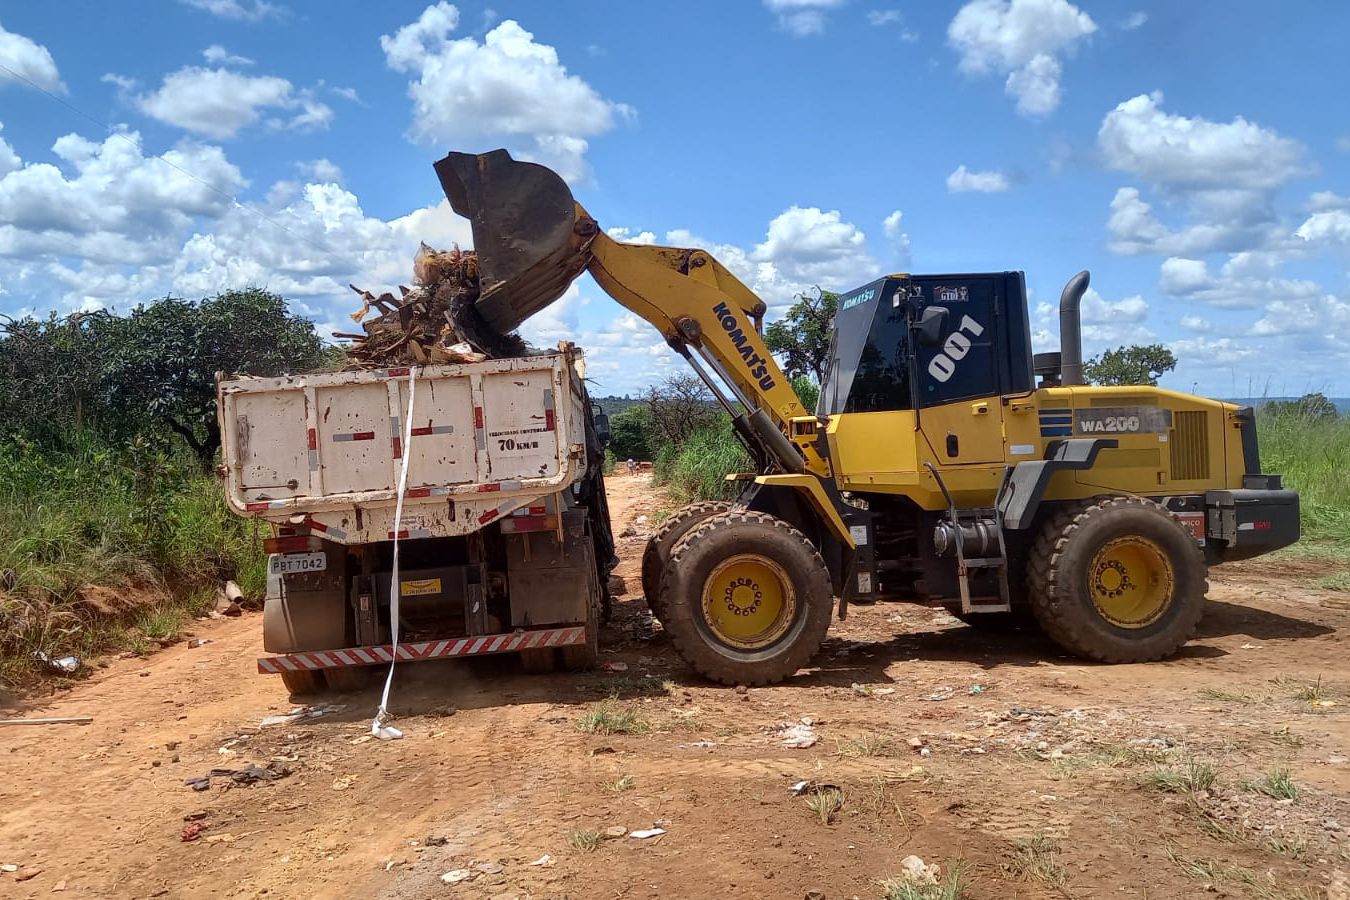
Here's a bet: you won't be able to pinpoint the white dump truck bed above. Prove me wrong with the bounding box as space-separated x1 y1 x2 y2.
217 345 589 543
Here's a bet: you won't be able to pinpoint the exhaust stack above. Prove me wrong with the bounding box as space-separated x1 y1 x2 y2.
1058 270 1090 386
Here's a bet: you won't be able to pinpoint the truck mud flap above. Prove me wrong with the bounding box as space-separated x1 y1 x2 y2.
257 626 586 674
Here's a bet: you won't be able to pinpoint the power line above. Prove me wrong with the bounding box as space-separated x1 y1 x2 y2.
0 61 347 263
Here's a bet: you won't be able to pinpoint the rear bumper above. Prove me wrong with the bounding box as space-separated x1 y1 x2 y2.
1206 487 1300 562
257 625 585 674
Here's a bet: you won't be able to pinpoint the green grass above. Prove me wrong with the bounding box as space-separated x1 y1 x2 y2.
881 860 969 900
576 699 649 735
1168 848 1318 900
1253 768 1298 801
652 417 752 502
567 829 602 852
1143 755 1218 794
1007 834 1066 888
804 786 845 824
601 774 636 793
0 436 265 690
1257 406 1350 542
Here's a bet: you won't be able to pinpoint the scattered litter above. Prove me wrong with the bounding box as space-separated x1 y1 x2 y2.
1239 643 1261 650
908 737 926 752
604 826 628 839
790 780 840 797
635 515 649 526
924 687 954 702
629 827 666 839
184 763 290 792
1328 755 1347 765
528 853 555 867
187 639 211 649
851 682 896 697
899 854 940 884
768 720 819 749
374 725 404 741
676 739 716 749
968 684 987 695
259 704 344 728
790 780 811 795
440 869 473 885
34 651 80 674
920 747 932 757
1 863 17 873
0 716 93 727
601 662 629 672
181 823 208 842
474 862 503 875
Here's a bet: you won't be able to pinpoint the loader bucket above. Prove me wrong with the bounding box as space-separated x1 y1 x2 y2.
434 149 595 334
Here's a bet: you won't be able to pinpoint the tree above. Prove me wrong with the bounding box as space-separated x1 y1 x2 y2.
764 287 838 383
608 405 654 460
1263 392 1339 421
1083 344 1178 387
0 311 119 444
99 289 330 469
790 375 819 413
642 374 716 447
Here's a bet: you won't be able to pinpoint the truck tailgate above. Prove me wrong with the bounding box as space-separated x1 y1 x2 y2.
218 348 587 543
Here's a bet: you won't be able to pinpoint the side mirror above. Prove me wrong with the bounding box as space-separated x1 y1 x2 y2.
915 306 949 347
593 412 611 446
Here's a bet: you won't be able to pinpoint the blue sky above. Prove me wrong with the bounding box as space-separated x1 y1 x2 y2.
1 0 1348 397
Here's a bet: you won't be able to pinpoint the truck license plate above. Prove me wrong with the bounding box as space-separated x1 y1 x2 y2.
269 552 327 575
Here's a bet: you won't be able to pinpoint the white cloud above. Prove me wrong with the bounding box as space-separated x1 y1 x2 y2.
1099 94 1308 257
1032 286 1153 351
0 21 65 93
330 85 361 103
1100 92 1304 193
0 130 244 261
1168 336 1256 366
882 210 911 266
1308 191 1350 213
1337 135 1350 153
764 0 847 36
296 158 342 184
947 0 1096 117
381 6 631 183
202 45 255 66
1295 209 1350 247
866 9 919 40
1159 254 1322 310
0 122 20 176
605 227 657 244
1179 315 1211 333
947 165 1010 193
178 0 283 22
1080 287 1147 324
133 67 333 139
1120 12 1148 30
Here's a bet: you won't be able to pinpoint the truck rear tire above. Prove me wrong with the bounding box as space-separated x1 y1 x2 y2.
520 648 557 673
1026 497 1208 663
561 603 600 670
659 511 833 686
281 669 326 697
641 501 732 622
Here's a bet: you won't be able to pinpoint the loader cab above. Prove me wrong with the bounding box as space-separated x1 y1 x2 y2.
820 272 1035 416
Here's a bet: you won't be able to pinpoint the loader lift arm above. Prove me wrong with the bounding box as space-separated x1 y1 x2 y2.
435 149 828 480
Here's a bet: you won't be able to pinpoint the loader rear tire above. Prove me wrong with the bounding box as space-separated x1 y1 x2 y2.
659 511 833 686
641 501 733 622
281 669 326 697
1027 497 1207 663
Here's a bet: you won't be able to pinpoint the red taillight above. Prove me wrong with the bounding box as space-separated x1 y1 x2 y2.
544 408 556 431
263 535 322 554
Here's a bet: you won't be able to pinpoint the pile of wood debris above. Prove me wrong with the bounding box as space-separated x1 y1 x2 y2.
339 244 528 368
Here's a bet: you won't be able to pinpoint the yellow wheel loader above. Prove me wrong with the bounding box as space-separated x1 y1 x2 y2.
435 149 1300 686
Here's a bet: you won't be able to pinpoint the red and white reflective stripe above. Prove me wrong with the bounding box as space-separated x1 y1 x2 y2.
410 424 454 437
474 480 521 494
477 496 522 525
305 517 348 540
245 499 290 512
543 389 556 431
307 428 319 471
390 415 402 459
332 431 376 442
387 367 411 377
256 626 587 673
404 486 453 499
473 406 486 450
387 527 433 540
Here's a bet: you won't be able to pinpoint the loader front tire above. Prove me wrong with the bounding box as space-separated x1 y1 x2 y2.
659 511 833 686
640 501 733 622
1027 497 1207 663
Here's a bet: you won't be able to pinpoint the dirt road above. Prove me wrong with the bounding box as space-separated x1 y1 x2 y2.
1 472 1347 899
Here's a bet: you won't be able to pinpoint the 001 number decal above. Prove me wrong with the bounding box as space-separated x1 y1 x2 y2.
927 315 985 383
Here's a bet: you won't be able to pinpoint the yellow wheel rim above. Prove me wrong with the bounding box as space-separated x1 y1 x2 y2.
1088 536 1174 628
701 553 796 650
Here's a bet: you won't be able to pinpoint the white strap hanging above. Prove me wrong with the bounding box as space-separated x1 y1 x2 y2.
371 366 418 740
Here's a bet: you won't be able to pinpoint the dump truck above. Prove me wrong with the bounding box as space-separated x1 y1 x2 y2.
435 148 1301 686
216 344 616 695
